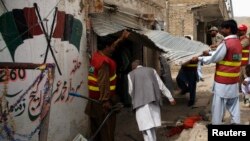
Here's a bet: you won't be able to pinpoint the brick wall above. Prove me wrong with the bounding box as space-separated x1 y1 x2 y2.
167 4 196 39
167 0 222 39
168 3 195 37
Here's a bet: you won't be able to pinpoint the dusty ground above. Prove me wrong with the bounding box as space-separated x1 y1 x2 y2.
115 64 250 141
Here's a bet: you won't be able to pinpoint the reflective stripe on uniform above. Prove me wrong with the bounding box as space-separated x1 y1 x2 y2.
218 61 241 67
242 50 250 53
186 64 197 67
216 71 240 77
88 76 97 82
88 86 99 91
110 85 116 90
88 75 116 82
88 85 116 91
241 57 248 61
110 74 117 81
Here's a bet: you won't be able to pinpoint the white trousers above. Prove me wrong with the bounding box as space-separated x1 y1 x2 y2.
211 94 240 124
142 128 156 141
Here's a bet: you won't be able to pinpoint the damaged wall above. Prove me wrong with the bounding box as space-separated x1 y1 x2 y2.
167 3 195 38
104 0 166 17
104 0 166 25
102 0 166 71
0 0 88 141
167 0 232 42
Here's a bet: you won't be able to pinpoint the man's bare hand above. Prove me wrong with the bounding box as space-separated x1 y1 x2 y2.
191 56 199 62
121 30 130 39
170 100 176 105
102 101 112 112
111 30 131 49
242 80 248 86
203 50 210 56
210 44 217 49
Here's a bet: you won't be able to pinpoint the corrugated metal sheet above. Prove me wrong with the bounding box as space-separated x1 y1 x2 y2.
90 15 164 52
90 9 141 36
90 13 126 36
143 30 210 65
90 13 210 65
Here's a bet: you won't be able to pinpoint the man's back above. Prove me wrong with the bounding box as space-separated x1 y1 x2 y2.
129 67 161 109
129 67 155 82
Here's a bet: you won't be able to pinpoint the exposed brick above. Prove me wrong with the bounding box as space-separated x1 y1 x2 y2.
167 0 222 40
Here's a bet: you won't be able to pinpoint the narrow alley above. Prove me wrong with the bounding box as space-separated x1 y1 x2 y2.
0 0 250 141
115 64 250 141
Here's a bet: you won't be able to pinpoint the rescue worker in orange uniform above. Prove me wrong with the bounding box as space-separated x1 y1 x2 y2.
192 20 242 124
237 24 250 92
85 30 130 141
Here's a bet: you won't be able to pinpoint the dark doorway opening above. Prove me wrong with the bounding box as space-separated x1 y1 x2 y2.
112 40 143 107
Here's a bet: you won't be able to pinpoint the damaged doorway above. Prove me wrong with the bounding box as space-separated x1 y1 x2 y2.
88 29 162 107
111 37 143 107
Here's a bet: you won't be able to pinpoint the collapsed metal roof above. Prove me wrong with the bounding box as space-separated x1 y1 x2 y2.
143 30 209 65
90 12 210 65
90 10 141 36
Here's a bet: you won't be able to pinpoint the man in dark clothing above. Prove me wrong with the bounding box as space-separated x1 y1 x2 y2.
176 61 198 107
85 30 129 141
176 36 198 107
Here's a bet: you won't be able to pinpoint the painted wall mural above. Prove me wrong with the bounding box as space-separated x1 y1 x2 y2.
0 63 84 140
0 0 87 140
0 6 83 62
0 68 53 141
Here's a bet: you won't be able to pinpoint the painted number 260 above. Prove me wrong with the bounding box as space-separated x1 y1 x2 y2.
0 69 26 83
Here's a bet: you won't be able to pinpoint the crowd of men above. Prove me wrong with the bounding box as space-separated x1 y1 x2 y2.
85 19 250 141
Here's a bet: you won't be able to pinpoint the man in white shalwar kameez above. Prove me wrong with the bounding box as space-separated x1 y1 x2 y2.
128 60 176 141
192 20 241 125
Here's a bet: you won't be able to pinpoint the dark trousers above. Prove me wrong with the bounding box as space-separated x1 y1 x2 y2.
85 101 116 141
176 68 198 103
90 114 116 141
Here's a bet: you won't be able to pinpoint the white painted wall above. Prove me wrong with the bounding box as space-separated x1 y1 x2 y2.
0 0 89 141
